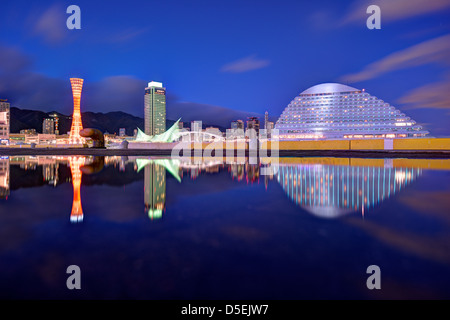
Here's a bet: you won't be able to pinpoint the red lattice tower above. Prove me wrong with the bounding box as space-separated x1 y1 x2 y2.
69 78 85 144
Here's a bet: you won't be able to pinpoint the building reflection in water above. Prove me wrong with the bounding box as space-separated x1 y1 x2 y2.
0 156 9 199
136 158 181 220
276 164 421 218
69 156 85 223
1 155 429 222
144 164 166 220
43 162 59 186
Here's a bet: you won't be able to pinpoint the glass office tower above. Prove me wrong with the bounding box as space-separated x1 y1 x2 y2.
144 81 166 136
275 83 429 140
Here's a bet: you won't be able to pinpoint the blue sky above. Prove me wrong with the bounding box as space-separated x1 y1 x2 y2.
0 0 450 134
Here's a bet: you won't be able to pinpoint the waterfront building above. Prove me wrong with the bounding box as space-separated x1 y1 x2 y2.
20 129 36 135
275 83 429 140
43 118 55 134
191 120 202 142
231 120 244 130
178 121 184 130
266 121 274 139
69 78 85 144
229 120 245 139
0 99 10 144
246 117 260 139
49 113 60 135
144 81 166 136
119 128 126 137
205 127 223 141
38 134 56 144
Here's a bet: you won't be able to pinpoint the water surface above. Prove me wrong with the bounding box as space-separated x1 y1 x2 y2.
0 156 449 299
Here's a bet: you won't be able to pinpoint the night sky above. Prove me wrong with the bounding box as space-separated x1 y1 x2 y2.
0 0 449 135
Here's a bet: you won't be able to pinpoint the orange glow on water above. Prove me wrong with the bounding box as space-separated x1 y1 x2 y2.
70 156 85 223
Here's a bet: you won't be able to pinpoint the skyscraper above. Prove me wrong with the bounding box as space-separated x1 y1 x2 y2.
69 78 85 144
43 118 55 134
49 113 60 135
144 81 166 136
264 111 269 129
0 99 10 143
246 117 260 139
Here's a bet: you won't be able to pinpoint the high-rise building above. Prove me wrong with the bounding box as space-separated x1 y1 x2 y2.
246 117 260 139
178 121 184 130
264 111 269 129
191 120 202 142
275 83 429 140
119 128 126 137
43 118 55 134
0 99 10 143
69 78 85 144
266 121 274 139
49 113 60 135
144 81 166 136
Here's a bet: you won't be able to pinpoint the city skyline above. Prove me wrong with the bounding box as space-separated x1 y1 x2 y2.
0 0 449 135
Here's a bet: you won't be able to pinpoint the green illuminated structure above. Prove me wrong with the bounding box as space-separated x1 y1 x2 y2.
134 118 182 143
136 158 181 219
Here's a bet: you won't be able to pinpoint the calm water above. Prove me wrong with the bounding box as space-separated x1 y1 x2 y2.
0 155 449 299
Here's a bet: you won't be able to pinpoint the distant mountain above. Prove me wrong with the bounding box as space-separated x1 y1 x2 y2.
10 107 227 135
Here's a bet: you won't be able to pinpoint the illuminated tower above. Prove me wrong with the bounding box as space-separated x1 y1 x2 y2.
144 81 166 136
69 78 85 144
69 156 85 223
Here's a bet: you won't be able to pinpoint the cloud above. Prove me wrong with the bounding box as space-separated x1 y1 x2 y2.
107 27 150 43
341 34 450 83
341 0 450 26
0 45 32 74
32 4 67 44
399 74 450 109
0 44 258 127
220 55 270 73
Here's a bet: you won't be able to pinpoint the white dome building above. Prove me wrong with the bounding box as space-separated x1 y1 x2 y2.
274 83 428 140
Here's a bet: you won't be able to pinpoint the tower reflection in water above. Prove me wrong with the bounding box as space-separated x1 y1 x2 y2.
276 163 421 218
136 158 181 220
144 164 166 220
69 156 85 223
0 155 426 222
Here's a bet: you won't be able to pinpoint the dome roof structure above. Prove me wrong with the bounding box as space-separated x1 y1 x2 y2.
300 83 358 95
274 83 429 140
